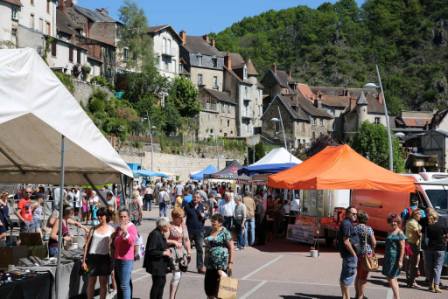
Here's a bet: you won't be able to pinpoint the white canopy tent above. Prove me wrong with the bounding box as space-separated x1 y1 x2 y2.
251 147 302 166
0 48 132 184
0 48 133 297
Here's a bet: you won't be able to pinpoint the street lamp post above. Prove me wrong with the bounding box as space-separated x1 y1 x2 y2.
271 107 288 153
364 64 394 171
144 112 154 171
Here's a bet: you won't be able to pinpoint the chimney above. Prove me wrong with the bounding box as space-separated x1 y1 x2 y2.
288 69 292 80
202 34 209 43
314 99 322 108
272 63 277 73
180 30 186 46
211 38 216 48
224 53 232 70
96 8 109 16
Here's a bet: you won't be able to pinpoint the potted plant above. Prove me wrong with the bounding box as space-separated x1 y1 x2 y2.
81 64 91 81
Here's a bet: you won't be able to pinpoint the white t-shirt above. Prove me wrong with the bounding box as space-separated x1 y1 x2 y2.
89 225 115 255
219 200 236 217
290 198 300 212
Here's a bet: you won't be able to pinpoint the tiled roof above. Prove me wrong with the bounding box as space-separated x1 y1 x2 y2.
357 91 368 105
246 58 258 76
295 95 334 119
202 88 236 105
430 109 448 129
1 0 21 6
229 53 245 69
74 5 117 23
275 70 289 88
57 10 81 36
276 95 309 121
397 118 431 128
321 95 350 108
297 83 316 100
148 25 169 33
184 36 223 57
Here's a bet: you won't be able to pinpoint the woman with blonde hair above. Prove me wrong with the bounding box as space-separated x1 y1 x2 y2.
423 208 447 293
167 207 192 299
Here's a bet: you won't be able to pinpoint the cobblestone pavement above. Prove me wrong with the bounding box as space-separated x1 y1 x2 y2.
130 208 447 299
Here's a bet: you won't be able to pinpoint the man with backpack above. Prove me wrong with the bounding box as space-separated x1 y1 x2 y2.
158 187 170 217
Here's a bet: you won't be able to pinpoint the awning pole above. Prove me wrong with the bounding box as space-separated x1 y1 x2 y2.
55 135 65 299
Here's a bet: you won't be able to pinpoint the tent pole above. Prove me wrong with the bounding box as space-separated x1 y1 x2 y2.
56 135 65 299
120 174 126 208
83 174 108 206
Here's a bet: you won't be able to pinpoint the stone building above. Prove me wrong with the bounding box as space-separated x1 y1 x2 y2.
196 88 237 140
147 25 182 79
0 0 21 48
262 94 333 148
223 53 263 137
180 32 225 91
342 91 387 139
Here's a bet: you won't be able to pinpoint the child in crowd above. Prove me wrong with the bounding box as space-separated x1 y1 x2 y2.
32 193 44 235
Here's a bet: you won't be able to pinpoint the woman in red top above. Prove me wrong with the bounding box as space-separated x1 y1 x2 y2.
113 208 138 299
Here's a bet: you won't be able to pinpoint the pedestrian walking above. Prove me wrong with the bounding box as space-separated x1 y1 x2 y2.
218 192 235 232
184 192 206 273
382 214 406 299
167 208 192 299
83 207 115 299
15 187 34 232
337 207 359 299
354 211 376 299
423 208 447 293
130 192 143 225
204 214 234 299
233 195 246 250
143 217 172 299
158 187 170 217
405 209 422 288
113 208 138 299
143 185 153 211
242 191 256 246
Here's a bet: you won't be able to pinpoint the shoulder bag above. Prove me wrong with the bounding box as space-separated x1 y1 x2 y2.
362 231 378 271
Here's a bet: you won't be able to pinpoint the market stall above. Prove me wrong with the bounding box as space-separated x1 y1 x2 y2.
0 48 133 298
268 144 416 245
190 165 218 181
204 160 241 180
238 147 302 175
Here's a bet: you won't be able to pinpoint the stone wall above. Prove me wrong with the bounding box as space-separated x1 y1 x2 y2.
120 151 243 181
73 80 114 106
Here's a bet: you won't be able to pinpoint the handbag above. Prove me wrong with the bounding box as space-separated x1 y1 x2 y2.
217 276 239 299
361 231 378 271
404 242 413 256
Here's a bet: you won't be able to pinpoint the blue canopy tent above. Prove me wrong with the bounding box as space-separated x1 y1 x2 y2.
190 165 218 181
238 147 302 175
134 169 168 178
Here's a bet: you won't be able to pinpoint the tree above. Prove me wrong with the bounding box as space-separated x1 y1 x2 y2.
306 134 340 157
118 0 155 73
167 76 200 117
351 121 405 172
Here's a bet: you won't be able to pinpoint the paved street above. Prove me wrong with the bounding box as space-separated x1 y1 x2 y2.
129 208 447 299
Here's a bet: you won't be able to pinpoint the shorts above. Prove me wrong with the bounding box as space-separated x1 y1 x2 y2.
87 254 113 276
340 255 357 286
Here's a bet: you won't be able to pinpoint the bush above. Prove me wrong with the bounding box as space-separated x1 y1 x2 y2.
91 76 114 90
54 71 74 93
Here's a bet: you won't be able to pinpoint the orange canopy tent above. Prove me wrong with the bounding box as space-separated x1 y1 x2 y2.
268 144 415 192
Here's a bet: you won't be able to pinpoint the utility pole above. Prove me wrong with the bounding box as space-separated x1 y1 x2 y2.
376 65 394 171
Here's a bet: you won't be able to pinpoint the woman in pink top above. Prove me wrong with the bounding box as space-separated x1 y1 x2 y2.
113 208 138 299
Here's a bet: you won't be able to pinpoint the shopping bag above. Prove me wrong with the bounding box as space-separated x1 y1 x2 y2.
362 253 379 271
217 276 239 299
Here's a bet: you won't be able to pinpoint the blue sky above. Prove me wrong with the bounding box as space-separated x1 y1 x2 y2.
78 0 364 35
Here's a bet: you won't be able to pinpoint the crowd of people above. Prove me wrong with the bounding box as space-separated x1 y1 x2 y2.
338 199 448 299
2 182 447 299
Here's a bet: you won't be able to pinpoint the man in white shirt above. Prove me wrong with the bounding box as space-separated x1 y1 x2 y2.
218 192 235 231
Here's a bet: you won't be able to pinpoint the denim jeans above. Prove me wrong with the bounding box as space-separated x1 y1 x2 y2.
424 250 446 285
234 222 245 249
114 259 134 299
159 202 167 217
189 229 204 269
143 195 152 211
244 218 256 246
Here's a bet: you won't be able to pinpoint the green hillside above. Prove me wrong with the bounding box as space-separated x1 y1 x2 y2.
213 0 448 115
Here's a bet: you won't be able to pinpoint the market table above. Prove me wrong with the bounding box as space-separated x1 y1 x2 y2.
0 272 52 299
